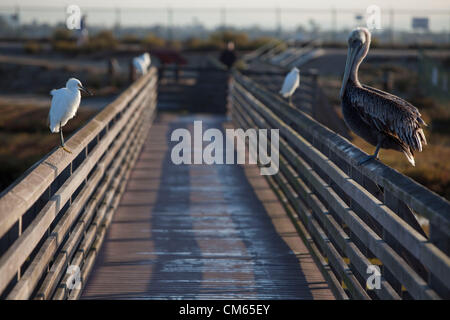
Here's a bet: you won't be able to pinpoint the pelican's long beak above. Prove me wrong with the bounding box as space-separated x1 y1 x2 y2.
79 85 93 96
340 43 360 99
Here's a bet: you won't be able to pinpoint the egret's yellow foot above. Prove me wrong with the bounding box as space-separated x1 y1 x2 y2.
61 146 72 153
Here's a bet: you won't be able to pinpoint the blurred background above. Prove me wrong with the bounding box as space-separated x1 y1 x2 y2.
0 0 449 200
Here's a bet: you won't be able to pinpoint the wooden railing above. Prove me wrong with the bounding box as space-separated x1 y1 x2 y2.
158 65 228 114
0 67 158 300
230 71 450 300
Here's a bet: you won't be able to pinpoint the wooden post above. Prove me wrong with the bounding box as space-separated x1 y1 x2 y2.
108 58 118 86
429 223 450 298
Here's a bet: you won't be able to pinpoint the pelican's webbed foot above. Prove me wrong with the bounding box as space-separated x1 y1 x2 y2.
358 143 381 166
358 154 378 165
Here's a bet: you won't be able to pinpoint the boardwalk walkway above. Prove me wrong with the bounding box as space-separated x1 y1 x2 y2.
81 113 334 299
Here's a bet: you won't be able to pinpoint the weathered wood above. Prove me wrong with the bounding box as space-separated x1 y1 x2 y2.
235 73 450 236
230 71 450 300
233 79 450 292
72 129 146 300
0 68 157 300
233 85 439 299
232 101 348 299
0 79 156 296
81 113 333 300
233 91 400 300
264 173 349 300
0 69 156 241
52 92 155 300
52 104 152 301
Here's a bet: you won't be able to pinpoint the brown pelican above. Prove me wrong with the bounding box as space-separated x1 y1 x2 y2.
340 27 426 166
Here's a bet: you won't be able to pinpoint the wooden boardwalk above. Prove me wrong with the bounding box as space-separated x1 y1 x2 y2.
81 113 334 300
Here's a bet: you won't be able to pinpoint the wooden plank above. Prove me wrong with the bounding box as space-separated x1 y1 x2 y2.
34 91 156 300
35 128 140 299
264 174 348 300
0 74 157 298
234 73 450 237
81 113 333 300
232 79 450 294
232 93 399 299
232 103 347 299
233 91 401 299
73 128 146 300
54 120 148 300
0 81 155 296
231 82 444 299
0 69 157 240
0 70 157 243
68 105 152 299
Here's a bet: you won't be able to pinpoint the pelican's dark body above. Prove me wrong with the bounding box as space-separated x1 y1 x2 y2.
342 80 421 156
340 28 426 165
342 81 379 147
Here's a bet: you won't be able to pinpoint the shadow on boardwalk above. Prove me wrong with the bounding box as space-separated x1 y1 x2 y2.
81 113 333 299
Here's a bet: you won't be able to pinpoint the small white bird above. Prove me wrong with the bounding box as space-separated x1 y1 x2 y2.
142 52 151 69
48 78 91 153
279 67 300 105
133 52 151 75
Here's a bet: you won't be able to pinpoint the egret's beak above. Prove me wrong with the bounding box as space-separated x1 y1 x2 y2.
340 41 361 99
79 85 93 96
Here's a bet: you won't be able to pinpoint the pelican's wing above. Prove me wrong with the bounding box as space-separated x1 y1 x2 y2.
362 85 424 123
350 85 427 152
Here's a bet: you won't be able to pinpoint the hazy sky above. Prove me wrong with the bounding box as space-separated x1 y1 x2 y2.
2 0 449 31
3 0 450 9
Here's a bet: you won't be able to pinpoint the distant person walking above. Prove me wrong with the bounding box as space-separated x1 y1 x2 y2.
219 41 237 70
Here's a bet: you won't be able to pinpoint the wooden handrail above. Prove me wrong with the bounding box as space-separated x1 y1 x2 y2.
0 67 158 299
230 71 450 300
242 68 319 117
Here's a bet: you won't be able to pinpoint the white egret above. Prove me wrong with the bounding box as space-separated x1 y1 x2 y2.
48 78 91 153
142 52 151 69
133 52 151 75
279 67 300 105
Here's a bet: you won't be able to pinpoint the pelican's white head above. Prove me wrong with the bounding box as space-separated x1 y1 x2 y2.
348 27 370 46
66 78 91 95
292 67 300 74
340 27 371 98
